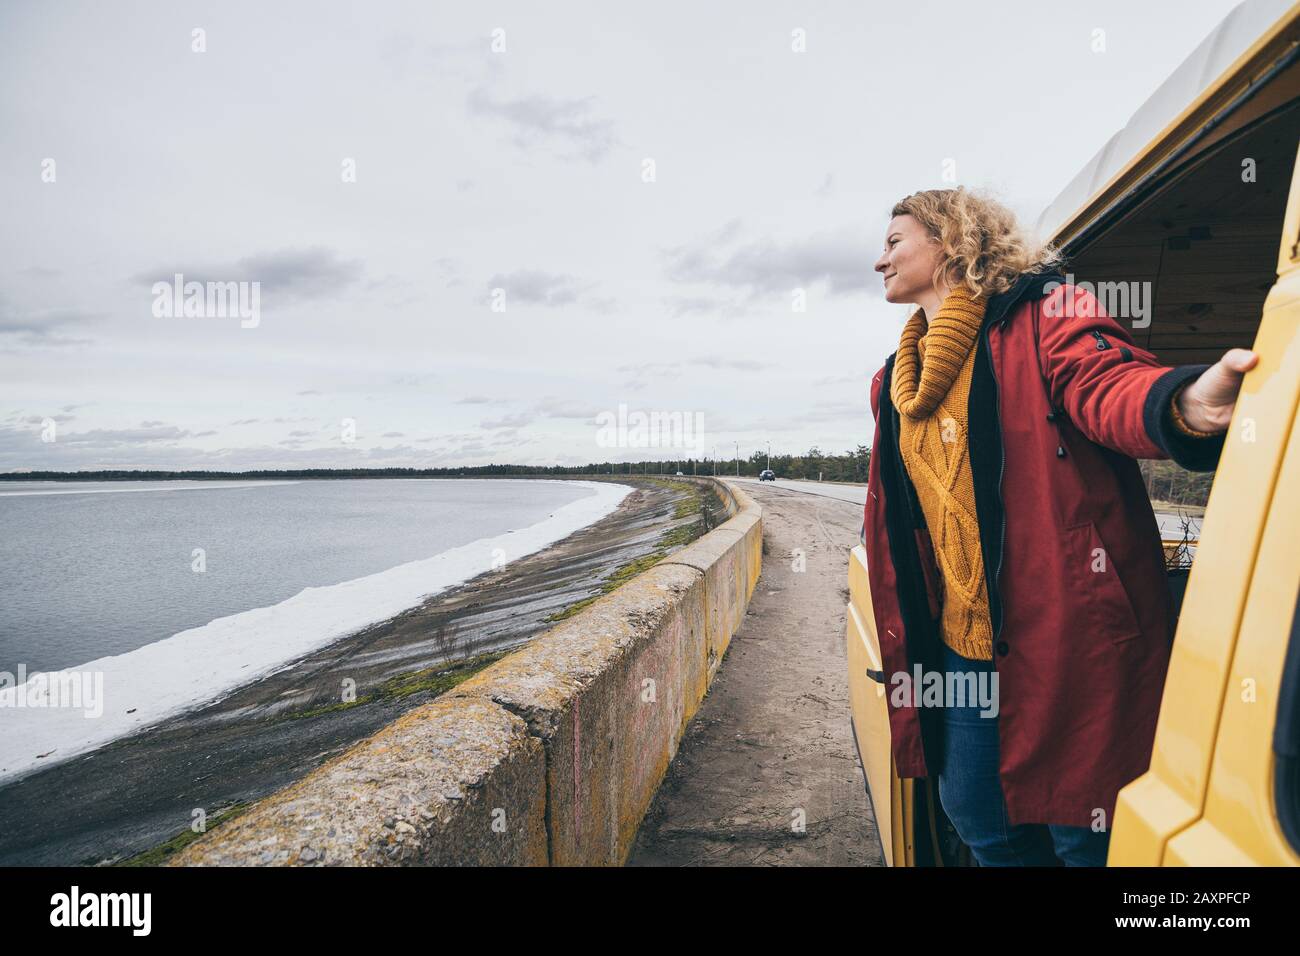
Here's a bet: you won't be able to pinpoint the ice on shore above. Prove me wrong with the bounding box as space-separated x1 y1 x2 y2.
0 480 632 784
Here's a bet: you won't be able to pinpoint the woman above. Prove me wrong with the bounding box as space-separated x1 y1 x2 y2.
862 187 1257 866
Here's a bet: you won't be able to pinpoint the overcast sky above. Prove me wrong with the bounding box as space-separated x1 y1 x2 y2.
0 0 1243 471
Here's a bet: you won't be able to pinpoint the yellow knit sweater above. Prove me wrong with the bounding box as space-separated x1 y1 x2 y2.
891 286 993 661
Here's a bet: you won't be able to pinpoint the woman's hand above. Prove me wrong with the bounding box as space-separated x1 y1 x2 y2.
1174 348 1259 433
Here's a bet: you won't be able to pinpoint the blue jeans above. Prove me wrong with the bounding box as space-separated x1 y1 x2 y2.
936 644 1111 867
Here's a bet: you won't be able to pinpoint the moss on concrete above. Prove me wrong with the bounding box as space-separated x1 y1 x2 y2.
112 653 506 866
289 651 508 721
656 521 700 550
545 484 712 623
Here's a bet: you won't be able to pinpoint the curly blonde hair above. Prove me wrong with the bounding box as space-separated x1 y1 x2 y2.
890 187 1063 299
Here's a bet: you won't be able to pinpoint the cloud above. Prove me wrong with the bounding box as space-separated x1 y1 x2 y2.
663 223 874 297
59 424 196 445
431 257 463 288
0 294 98 346
487 269 590 307
236 247 364 300
584 295 617 313
812 372 866 386
708 398 868 435
690 355 771 372
466 87 618 163
0 423 468 472
0 308 91 334
612 354 773 392
662 295 747 319
480 411 535 430
534 397 603 419
416 36 495 82
477 396 604 432
618 356 772 375
387 374 436 388
134 246 364 305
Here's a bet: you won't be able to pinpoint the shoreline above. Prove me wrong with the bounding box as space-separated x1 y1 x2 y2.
0 479 632 785
0 476 722 866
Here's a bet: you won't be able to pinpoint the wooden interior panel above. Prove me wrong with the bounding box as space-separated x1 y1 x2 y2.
1064 99 1300 365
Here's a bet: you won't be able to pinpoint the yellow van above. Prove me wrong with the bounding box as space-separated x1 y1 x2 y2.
846 0 1300 866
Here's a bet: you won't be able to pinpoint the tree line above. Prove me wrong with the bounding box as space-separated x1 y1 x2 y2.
1 448 1211 506
2 448 875 483
1138 459 1213 508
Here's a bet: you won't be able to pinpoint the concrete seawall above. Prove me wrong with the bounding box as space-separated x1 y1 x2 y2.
171 477 761 866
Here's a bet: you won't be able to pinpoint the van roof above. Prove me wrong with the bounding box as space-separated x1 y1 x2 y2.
1035 0 1299 248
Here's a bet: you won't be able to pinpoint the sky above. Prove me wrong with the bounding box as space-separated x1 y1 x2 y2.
0 0 1246 471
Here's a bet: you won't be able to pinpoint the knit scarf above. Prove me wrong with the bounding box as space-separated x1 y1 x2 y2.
890 285 988 419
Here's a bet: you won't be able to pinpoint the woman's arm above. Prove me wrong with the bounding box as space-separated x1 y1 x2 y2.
1035 283 1248 472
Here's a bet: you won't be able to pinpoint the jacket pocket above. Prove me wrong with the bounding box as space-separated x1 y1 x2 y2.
1068 520 1144 644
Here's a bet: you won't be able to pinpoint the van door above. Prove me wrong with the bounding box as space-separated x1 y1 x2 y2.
846 544 909 864
1163 144 1300 866
1111 143 1300 865
1165 391 1300 864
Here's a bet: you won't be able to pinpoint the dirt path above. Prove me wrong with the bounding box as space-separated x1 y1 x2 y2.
629 481 882 866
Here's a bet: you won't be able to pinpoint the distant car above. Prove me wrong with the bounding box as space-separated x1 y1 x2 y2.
675 471 684 476
759 469 775 481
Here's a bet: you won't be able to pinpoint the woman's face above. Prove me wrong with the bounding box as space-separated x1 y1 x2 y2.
874 214 943 305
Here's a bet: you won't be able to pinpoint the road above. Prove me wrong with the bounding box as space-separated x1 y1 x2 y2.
629 480 882 866
730 476 868 506
731 476 1201 539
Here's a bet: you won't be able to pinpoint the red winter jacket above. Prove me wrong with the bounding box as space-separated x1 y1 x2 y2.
862 269 1224 828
